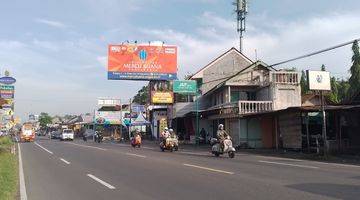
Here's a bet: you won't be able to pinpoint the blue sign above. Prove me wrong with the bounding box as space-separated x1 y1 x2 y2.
131 105 145 113
0 76 16 85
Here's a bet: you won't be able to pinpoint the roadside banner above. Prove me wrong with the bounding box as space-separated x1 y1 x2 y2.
108 44 177 80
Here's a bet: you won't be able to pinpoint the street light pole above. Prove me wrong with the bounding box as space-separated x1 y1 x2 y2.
195 91 199 145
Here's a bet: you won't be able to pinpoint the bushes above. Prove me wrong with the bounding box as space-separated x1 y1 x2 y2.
0 136 18 200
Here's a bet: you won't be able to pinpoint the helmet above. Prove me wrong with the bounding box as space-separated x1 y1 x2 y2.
164 127 168 131
218 124 224 130
169 129 174 133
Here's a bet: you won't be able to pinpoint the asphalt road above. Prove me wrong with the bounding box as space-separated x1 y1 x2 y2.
20 137 360 200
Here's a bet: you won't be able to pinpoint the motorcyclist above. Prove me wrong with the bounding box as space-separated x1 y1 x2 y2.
160 127 170 146
216 124 229 151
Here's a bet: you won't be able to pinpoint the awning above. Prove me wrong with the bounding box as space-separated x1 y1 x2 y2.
130 114 150 126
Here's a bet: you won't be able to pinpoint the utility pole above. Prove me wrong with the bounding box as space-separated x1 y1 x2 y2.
234 0 248 53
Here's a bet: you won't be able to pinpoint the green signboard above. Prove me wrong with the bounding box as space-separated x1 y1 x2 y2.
0 85 14 90
173 80 197 94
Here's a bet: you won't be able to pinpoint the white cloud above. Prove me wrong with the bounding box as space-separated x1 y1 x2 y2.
141 11 360 80
35 18 67 28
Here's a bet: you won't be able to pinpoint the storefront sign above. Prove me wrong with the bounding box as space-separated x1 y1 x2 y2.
151 92 174 104
173 80 197 94
0 76 16 85
95 111 121 125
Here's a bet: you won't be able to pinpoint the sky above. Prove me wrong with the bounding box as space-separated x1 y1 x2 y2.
0 0 359 120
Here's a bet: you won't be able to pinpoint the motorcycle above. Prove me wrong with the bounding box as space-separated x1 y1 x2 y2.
82 134 87 142
160 136 179 152
131 134 142 148
211 136 236 158
94 131 103 143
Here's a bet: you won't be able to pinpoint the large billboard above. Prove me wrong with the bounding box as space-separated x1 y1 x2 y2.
108 44 177 80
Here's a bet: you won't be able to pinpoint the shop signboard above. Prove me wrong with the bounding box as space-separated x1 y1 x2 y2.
0 85 15 90
95 111 121 125
151 92 174 104
173 80 197 94
0 76 16 85
108 44 177 80
131 105 145 113
98 98 121 106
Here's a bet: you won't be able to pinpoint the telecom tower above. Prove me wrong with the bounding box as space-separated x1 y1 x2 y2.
234 0 248 53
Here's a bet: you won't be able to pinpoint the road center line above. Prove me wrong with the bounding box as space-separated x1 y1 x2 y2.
60 158 71 165
183 163 235 175
87 174 116 190
258 160 319 169
34 142 53 154
65 142 107 151
125 153 146 158
18 143 28 200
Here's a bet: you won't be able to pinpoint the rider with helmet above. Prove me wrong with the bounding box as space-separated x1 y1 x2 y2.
216 124 229 151
161 127 170 146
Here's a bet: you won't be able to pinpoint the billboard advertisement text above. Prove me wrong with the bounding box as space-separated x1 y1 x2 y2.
108 44 177 80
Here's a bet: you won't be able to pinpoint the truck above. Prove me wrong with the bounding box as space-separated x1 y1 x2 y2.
20 123 35 142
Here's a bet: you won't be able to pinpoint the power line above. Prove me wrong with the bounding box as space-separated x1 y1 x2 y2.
270 38 360 67
197 38 359 85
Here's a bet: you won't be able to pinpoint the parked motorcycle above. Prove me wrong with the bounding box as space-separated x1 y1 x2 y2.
131 134 142 148
211 136 236 158
94 131 103 143
160 136 179 152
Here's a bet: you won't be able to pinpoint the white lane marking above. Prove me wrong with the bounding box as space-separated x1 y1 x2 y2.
65 142 107 151
183 163 235 175
256 156 303 162
34 142 53 154
87 174 116 190
258 160 319 169
60 158 71 165
178 151 209 156
18 143 28 200
142 147 155 150
125 153 146 158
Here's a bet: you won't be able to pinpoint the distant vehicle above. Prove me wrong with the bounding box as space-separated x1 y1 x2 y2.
60 129 74 141
50 131 61 139
20 123 35 142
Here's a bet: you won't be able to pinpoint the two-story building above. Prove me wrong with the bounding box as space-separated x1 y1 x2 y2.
171 47 301 148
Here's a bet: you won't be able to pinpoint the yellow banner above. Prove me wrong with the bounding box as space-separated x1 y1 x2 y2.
151 92 173 104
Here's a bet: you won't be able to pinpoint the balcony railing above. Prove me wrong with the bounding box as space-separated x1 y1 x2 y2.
270 72 299 84
239 101 273 114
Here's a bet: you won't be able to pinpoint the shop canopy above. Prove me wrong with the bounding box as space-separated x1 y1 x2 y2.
130 114 150 126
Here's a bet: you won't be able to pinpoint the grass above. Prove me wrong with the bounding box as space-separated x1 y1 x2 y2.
0 136 18 200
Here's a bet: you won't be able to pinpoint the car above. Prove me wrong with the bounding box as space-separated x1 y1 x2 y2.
50 130 61 139
60 129 74 141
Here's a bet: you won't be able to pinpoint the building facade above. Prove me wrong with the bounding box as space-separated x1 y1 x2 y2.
172 47 301 148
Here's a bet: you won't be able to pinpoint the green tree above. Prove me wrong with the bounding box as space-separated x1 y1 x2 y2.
321 64 326 71
133 85 149 104
39 112 52 128
348 40 360 99
300 70 309 95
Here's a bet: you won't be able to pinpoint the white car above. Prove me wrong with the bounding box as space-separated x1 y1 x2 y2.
60 129 74 141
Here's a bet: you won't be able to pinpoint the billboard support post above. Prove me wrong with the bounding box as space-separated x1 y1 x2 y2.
306 70 331 156
321 91 328 157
